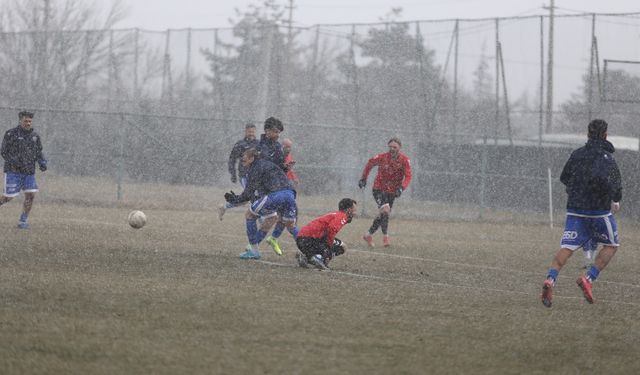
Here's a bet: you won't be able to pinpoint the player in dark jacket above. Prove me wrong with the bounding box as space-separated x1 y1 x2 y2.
295 198 357 270
0 111 48 229
224 148 299 260
541 119 622 307
257 116 286 171
218 123 259 220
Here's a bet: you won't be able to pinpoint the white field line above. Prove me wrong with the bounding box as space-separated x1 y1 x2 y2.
51 217 640 291
255 259 640 308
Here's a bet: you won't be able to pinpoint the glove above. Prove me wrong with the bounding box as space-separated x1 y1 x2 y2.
331 238 346 256
358 179 366 189
230 174 237 184
224 190 238 203
395 187 403 197
38 159 47 172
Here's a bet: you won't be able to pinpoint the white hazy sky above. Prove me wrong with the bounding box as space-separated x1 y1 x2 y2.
114 0 640 30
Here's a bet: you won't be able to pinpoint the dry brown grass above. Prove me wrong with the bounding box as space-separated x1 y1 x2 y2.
1 175 639 374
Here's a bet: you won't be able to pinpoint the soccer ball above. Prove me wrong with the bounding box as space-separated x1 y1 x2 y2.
128 210 147 229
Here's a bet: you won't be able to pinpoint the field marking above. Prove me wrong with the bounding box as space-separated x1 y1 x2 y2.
47 216 640 290
256 259 640 307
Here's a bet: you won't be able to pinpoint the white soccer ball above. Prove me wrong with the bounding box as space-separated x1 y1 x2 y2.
128 210 147 229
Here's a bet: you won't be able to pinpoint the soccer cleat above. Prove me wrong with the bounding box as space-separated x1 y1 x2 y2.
577 275 594 304
265 236 283 255
17 221 30 230
309 254 330 271
239 249 261 260
217 204 226 221
295 252 309 268
363 233 374 248
383 235 391 247
541 278 554 308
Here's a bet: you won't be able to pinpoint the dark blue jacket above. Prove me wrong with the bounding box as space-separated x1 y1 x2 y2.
560 139 622 213
1 126 46 175
228 137 259 178
236 158 293 203
257 134 286 172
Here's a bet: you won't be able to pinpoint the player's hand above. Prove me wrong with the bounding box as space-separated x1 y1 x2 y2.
611 201 620 212
358 179 366 189
38 160 47 172
395 187 403 197
224 190 237 203
230 174 237 184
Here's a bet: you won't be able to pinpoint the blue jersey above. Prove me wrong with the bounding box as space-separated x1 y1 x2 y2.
1 126 46 175
236 158 293 203
560 139 622 214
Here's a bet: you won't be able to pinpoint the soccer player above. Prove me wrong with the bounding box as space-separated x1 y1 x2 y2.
0 111 47 229
257 117 285 171
282 138 300 186
218 123 259 221
358 137 412 248
224 147 299 260
541 119 622 307
295 198 357 270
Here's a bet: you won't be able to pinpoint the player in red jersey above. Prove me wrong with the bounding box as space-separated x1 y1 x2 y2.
295 198 357 270
358 138 412 248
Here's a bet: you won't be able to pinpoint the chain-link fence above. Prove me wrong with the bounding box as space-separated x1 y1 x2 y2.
1 13 639 221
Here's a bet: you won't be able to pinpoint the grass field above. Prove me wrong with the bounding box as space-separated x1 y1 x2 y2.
1 176 639 374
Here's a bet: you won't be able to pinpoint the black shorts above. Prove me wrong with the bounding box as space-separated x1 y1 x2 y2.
296 236 328 257
372 189 396 209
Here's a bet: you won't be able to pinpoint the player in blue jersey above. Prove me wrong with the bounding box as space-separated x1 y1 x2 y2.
224 147 299 259
0 111 47 229
541 119 622 307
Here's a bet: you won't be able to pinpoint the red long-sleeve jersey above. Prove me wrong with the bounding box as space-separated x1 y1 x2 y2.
284 153 299 184
361 152 412 194
297 210 350 247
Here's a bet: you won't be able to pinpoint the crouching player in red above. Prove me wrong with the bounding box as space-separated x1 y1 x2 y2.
295 198 357 270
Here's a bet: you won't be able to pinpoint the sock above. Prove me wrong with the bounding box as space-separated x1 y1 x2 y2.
272 223 285 239
246 219 258 245
287 226 299 239
380 214 389 234
586 265 601 282
20 212 28 223
255 229 267 244
546 269 559 283
250 243 260 252
369 215 382 234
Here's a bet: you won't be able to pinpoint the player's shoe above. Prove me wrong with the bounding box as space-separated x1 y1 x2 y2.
17 221 30 230
363 233 374 248
541 278 554 308
309 254 330 271
217 204 226 221
383 235 391 247
577 275 594 304
295 252 309 268
239 248 261 260
265 236 283 255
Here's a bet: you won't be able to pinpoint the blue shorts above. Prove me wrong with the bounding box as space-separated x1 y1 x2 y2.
561 213 619 250
250 189 297 222
3 173 38 197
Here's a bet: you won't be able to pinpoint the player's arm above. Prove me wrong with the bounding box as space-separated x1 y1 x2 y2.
401 157 412 190
325 215 346 247
228 143 241 176
608 158 622 203
359 155 379 187
0 131 17 164
35 135 47 171
559 153 576 186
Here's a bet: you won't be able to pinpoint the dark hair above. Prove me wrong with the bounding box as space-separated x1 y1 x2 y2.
588 119 608 140
19 111 34 119
264 117 283 132
245 123 256 129
388 137 401 147
338 198 357 211
242 147 259 159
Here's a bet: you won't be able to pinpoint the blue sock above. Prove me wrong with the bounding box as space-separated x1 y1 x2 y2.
586 265 600 282
547 269 559 283
272 223 285 239
246 219 258 245
256 230 267 244
20 212 28 223
288 226 299 239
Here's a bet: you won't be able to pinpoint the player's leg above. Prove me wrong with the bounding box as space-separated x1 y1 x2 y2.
541 214 586 307
380 194 395 247
582 239 597 269
577 215 620 304
363 190 384 247
0 172 20 207
267 190 298 255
